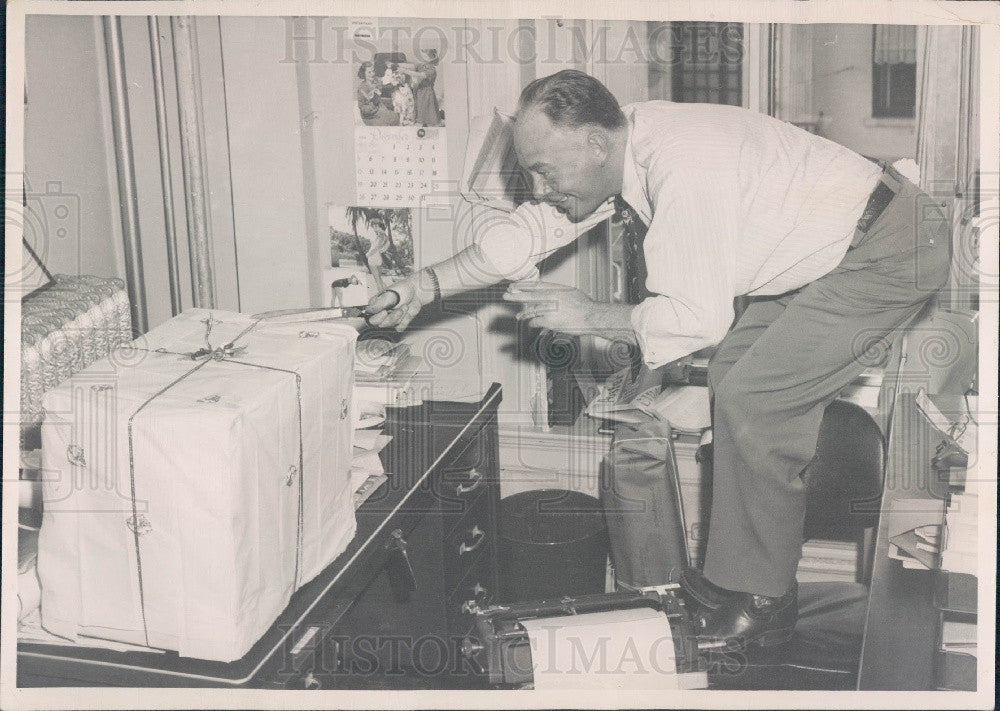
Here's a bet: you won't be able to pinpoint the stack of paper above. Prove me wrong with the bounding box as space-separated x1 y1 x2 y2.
355 338 410 376
889 523 942 569
581 367 711 433
915 388 976 456
940 619 977 653
350 337 430 506
350 427 392 508
581 368 658 426
886 498 945 570
353 338 426 418
941 493 978 576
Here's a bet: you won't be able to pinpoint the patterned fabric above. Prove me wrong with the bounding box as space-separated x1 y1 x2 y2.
613 194 652 305
20 275 132 441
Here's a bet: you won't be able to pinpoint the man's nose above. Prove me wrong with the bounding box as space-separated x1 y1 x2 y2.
530 173 553 200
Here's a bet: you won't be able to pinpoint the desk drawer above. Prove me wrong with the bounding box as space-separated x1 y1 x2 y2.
440 427 490 472
440 482 490 538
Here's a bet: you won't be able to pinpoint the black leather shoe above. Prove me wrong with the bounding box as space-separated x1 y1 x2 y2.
695 582 798 651
679 567 738 613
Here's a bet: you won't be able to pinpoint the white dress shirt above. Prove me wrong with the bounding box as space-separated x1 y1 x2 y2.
475 101 883 368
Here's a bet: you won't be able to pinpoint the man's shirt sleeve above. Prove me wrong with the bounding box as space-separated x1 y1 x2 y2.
630 149 741 368
474 200 616 282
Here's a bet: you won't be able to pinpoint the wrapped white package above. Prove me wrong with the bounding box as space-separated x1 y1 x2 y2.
37 309 357 662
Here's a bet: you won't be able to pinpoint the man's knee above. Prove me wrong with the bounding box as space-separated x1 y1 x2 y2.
706 350 731 395
711 367 753 418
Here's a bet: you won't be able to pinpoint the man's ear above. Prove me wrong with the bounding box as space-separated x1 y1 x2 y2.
587 130 610 164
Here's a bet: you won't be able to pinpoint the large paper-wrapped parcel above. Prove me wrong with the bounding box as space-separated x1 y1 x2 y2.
37 309 358 661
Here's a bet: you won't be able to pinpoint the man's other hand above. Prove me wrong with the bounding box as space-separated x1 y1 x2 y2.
502 281 596 333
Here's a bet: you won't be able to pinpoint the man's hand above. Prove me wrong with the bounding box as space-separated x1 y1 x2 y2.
502 281 597 333
503 280 639 346
364 271 432 331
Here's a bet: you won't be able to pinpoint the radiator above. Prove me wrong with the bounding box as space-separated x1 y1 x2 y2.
20 275 132 447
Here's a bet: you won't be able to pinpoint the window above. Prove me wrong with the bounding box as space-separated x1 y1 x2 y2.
872 25 917 118
670 22 744 106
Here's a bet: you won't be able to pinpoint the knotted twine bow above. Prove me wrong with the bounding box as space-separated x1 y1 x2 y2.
184 313 249 361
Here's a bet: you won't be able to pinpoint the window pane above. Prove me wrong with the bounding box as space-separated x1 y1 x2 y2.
872 26 916 118
670 22 743 106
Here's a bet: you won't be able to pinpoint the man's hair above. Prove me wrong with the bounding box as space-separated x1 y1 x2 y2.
517 70 626 131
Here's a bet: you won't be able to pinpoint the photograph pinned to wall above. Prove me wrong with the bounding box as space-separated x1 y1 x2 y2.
326 205 415 306
353 46 443 128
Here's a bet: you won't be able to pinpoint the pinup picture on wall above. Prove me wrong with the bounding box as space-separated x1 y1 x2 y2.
354 48 444 127
330 205 416 281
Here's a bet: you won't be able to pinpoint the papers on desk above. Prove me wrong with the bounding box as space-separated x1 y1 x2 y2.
350 337 425 507
885 492 979 575
354 430 392 457
355 338 410 375
940 619 977 650
885 393 980 574
581 367 711 433
353 338 426 415
941 493 978 576
915 388 975 454
886 498 945 570
350 405 391 508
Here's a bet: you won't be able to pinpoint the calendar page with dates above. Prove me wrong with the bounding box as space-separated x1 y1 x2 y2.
354 126 448 207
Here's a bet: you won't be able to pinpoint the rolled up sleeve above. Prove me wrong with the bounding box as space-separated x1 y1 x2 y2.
474 200 615 282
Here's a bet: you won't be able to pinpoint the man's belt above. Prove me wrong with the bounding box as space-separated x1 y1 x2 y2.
856 171 900 233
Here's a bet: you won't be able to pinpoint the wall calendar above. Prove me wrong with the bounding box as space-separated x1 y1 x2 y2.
354 126 448 207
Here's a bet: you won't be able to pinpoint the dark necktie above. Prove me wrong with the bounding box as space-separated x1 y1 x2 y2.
613 195 652 304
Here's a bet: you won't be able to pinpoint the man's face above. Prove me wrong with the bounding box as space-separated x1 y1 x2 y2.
512 107 612 222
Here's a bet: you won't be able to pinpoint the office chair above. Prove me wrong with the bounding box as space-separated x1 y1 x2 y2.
709 398 886 690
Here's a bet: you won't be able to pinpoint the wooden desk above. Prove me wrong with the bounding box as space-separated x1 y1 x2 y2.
857 393 960 690
17 384 502 689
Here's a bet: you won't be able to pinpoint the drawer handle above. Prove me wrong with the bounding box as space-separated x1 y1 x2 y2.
460 583 491 614
458 525 486 555
455 469 484 496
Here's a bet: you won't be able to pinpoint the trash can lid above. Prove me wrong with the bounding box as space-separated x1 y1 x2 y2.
500 489 606 545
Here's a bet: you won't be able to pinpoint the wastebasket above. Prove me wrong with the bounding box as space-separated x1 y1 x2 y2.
498 489 609 603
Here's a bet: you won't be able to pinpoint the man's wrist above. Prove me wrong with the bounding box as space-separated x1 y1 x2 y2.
587 302 638 344
424 267 441 301
419 267 441 305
